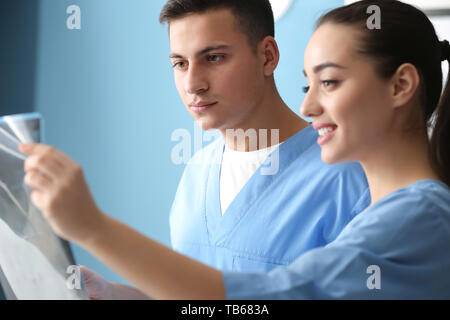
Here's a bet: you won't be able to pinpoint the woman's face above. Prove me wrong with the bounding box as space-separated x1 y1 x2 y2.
300 23 395 164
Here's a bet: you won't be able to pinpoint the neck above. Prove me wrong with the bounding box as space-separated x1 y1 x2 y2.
219 82 309 152
360 129 441 206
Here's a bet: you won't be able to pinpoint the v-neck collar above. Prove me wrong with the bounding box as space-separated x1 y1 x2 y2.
204 125 317 245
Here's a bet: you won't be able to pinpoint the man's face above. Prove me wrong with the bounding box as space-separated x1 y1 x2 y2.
169 9 266 131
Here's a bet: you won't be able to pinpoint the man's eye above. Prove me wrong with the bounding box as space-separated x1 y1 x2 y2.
302 86 310 93
172 61 186 69
207 55 224 62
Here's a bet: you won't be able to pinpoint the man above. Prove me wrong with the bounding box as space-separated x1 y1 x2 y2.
22 0 370 299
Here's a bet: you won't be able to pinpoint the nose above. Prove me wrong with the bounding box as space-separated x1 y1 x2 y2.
300 88 323 119
184 62 209 94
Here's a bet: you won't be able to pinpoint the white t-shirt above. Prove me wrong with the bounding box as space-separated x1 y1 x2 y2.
220 143 282 215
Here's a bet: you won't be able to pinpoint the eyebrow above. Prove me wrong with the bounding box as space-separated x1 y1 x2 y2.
169 45 231 59
303 62 347 76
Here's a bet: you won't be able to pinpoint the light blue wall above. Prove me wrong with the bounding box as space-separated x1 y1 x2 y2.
35 0 343 285
275 0 344 113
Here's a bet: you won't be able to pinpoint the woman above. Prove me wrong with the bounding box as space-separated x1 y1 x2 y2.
21 0 450 299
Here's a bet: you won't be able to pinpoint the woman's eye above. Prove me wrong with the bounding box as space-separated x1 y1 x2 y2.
321 80 339 89
303 80 339 93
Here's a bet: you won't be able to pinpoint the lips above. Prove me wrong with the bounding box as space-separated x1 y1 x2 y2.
189 101 218 113
313 123 337 131
313 123 338 146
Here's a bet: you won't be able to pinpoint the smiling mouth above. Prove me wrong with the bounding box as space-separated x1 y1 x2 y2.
317 125 338 146
318 126 337 136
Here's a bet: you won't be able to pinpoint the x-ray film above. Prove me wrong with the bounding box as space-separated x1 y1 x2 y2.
0 113 88 300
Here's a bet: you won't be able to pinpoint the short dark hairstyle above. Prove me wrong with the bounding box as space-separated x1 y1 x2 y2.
159 0 275 49
317 0 450 186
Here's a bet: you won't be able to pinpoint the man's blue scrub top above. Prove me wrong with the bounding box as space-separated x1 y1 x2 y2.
170 125 371 271
223 179 450 299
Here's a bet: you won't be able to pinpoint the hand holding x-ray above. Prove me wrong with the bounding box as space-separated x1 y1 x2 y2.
20 142 105 245
0 113 88 300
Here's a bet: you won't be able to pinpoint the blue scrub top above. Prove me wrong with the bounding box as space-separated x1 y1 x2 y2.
170 125 371 272
223 179 450 299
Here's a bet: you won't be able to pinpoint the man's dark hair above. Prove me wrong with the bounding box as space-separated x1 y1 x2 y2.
159 0 275 49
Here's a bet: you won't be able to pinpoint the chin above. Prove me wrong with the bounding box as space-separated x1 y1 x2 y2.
195 118 219 131
320 148 344 165
321 154 336 165
322 147 359 165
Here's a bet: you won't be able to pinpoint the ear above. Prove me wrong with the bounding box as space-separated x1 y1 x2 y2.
258 36 280 77
390 63 421 109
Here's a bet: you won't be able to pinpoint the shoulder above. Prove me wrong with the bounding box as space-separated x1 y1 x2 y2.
171 137 223 205
381 180 450 224
173 136 223 187
378 180 450 214
339 180 450 244
186 136 224 167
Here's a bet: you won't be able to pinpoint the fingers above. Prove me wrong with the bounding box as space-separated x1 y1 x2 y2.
19 143 97 244
19 143 51 156
24 154 63 181
78 265 107 300
30 191 48 213
79 266 92 286
21 143 68 181
24 170 53 191
80 266 94 280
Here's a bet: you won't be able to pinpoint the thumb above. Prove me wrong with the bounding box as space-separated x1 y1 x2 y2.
19 143 39 155
79 265 92 281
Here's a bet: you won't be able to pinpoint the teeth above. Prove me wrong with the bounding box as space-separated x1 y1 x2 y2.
318 127 336 136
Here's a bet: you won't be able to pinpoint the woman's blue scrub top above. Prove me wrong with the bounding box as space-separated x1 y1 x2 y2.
223 179 450 299
170 125 371 272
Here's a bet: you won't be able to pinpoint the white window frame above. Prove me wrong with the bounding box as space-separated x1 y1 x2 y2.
345 0 450 15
